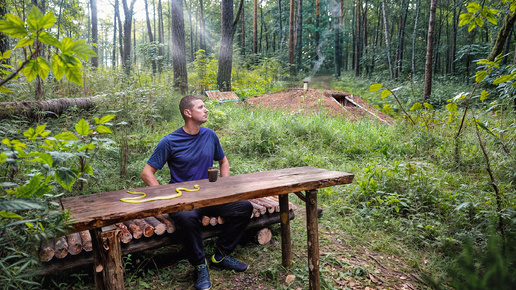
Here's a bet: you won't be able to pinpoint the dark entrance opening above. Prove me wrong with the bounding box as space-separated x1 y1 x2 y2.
332 95 356 107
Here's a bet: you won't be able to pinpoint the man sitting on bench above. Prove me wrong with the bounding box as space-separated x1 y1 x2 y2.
141 95 253 290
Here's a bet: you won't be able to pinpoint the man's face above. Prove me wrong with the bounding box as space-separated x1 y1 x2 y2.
186 99 208 123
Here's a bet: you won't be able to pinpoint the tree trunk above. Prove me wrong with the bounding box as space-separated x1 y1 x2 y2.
144 0 157 74
187 0 195 62
158 0 164 72
315 0 320 55
117 0 124 68
423 0 437 101
90 0 98 68
288 0 295 75
199 0 206 51
355 0 361 76
487 9 516 61
295 0 302 71
381 0 394 79
171 0 188 94
112 0 119 67
0 97 102 120
121 0 136 76
411 0 420 77
217 0 233 91
0 0 9 56
334 0 341 78
241 2 245 55
395 0 408 78
253 0 258 54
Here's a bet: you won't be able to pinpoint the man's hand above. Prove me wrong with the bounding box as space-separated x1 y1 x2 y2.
141 164 160 186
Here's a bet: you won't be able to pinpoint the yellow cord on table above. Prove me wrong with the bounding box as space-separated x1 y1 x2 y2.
120 185 200 203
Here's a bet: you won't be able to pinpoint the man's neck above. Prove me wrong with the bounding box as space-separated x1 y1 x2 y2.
183 123 201 135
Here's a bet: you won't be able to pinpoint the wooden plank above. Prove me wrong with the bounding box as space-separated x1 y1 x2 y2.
60 167 353 232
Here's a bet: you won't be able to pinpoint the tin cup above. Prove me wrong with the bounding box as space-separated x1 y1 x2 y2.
208 167 219 182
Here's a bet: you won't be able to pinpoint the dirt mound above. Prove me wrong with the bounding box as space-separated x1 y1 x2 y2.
243 88 392 125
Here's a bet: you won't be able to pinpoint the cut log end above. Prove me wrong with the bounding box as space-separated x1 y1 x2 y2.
256 227 272 245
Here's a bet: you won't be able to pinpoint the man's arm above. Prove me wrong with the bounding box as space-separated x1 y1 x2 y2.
218 156 230 177
141 164 160 186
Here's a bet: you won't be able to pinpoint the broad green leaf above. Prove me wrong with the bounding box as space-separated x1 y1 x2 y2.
49 151 75 166
64 62 84 86
75 118 90 136
480 90 489 101
468 22 477 32
0 86 12 93
21 59 39 82
493 74 513 85
0 198 47 211
61 38 96 60
55 167 79 191
446 103 458 112
2 50 11 59
484 12 497 25
410 102 422 111
28 152 53 166
78 142 96 151
0 152 6 163
459 14 473 27
51 54 65 80
380 89 392 99
423 102 434 110
38 31 61 48
96 125 112 134
23 127 36 140
0 14 28 38
476 70 487 82
474 17 484 28
54 131 79 141
83 163 93 175
35 123 47 136
36 56 50 79
369 84 383 92
27 6 55 31
95 114 116 124
12 174 44 198
467 2 481 13
0 210 23 219
14 38 34 49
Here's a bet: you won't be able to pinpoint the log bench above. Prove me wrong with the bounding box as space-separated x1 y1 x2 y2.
38 196 297 275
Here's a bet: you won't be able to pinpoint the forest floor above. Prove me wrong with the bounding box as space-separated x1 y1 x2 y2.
116 205 429 290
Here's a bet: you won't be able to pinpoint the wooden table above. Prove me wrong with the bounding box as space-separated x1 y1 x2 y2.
60 166 354 290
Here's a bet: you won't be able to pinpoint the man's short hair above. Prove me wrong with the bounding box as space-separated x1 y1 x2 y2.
179 95 203 119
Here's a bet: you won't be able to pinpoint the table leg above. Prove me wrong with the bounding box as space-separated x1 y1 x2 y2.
306 189 320 290
91 227 125 290
279 194 292 268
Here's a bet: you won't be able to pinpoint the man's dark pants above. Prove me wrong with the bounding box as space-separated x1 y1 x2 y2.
169 200 253 266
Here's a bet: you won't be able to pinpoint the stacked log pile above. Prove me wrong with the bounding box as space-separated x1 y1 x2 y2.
39 196 296 273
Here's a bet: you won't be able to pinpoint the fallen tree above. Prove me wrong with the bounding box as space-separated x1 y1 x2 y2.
0 96 102 120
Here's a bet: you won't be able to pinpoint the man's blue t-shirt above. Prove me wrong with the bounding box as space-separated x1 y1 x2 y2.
147 127 225 183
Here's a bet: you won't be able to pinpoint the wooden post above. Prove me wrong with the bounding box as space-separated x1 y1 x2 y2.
279 194 292 268
92 226 125 290
306 189 320 290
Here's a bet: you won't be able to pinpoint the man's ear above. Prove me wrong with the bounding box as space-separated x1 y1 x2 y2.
184 109 192 118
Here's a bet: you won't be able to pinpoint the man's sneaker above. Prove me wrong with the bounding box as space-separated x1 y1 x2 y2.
210 254 249 272
195 263 211 290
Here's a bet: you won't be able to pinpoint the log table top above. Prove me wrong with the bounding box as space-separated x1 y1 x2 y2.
60 166 354 232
